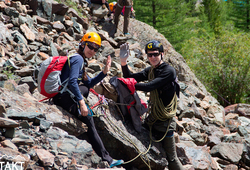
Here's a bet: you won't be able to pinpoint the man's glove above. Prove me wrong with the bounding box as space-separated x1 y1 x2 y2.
120 43 130 63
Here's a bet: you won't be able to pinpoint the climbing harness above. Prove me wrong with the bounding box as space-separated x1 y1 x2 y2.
83 89 109 117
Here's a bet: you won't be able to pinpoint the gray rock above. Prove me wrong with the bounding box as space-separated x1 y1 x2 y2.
14 67 34 77
0 22 11 43
88 63 102 72
19 120 30 129
210 142 244 164
18 76 37 93
11 30 28 45
6 110 44 120
39 119 53 132
4 7 19 18
23 51 36 61
177 142 220 170
72 16 83 34
0 117 19 128
50 41 59 56
0 74 8 81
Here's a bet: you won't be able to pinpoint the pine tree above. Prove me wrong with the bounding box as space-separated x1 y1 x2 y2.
227 0 250 30
133 0 195 51
201 0 227 36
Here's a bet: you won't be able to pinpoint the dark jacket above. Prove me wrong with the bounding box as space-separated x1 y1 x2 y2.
122 62 178 106
122 63 179 133
110 76 148 132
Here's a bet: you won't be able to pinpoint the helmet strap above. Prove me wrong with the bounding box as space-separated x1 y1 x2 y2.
155 60 161 68
154 53 163 68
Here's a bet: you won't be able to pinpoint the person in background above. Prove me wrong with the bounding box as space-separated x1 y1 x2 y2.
109 1 134 18
121 1 135 18
109 1 117 14
107 1 117 20
118 41 184 170
53 32 124 168
114 0 133 35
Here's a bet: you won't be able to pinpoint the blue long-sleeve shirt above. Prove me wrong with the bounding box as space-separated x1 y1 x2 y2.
60 53 106 101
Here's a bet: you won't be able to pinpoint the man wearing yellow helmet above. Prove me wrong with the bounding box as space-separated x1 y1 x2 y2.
53 32 124 168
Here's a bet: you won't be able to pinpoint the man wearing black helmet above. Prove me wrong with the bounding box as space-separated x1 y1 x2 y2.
119 41 183 170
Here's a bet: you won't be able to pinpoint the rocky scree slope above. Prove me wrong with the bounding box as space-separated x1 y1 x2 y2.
0 0 250 170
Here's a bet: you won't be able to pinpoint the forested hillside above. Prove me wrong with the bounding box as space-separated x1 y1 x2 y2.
132 0 250 106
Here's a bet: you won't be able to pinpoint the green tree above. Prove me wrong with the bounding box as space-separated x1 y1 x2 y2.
181 30 250 106
227 0 250 31
133 0 196 51
201 0 227 35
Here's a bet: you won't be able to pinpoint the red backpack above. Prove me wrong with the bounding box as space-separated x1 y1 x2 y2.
37 56 71 101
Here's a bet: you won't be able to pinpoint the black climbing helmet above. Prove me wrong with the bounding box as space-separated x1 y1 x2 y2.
145 40 163 54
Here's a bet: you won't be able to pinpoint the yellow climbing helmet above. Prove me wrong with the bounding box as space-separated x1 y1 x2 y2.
80 32 101 47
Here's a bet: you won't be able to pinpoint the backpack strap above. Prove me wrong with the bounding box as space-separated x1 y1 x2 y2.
68 54 84 70
67 54 73 69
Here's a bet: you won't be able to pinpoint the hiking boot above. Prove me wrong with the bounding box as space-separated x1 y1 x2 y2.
124 32 130 35
110 159 124 168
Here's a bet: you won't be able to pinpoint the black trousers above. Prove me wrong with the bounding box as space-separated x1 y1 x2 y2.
53 85 113 164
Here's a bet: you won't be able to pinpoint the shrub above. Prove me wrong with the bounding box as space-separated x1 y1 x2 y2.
182 30 250 106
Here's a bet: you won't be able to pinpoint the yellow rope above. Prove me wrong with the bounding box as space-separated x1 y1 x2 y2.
104 113 152 169
87 99 152 169
147 66 178 143
149 118 171 143
86 65 179 169
148 66 177 122
148 92 177 124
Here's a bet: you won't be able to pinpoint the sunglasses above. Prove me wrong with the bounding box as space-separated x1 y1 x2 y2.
84 42 100 52
147 52 160 58
87 44 99 52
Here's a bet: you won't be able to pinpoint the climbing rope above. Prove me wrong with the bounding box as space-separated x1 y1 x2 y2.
104 111 152 169
88 88 153 169
146 66 178 143
147 66 177 123
87 79 178 169
149 118 171 143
